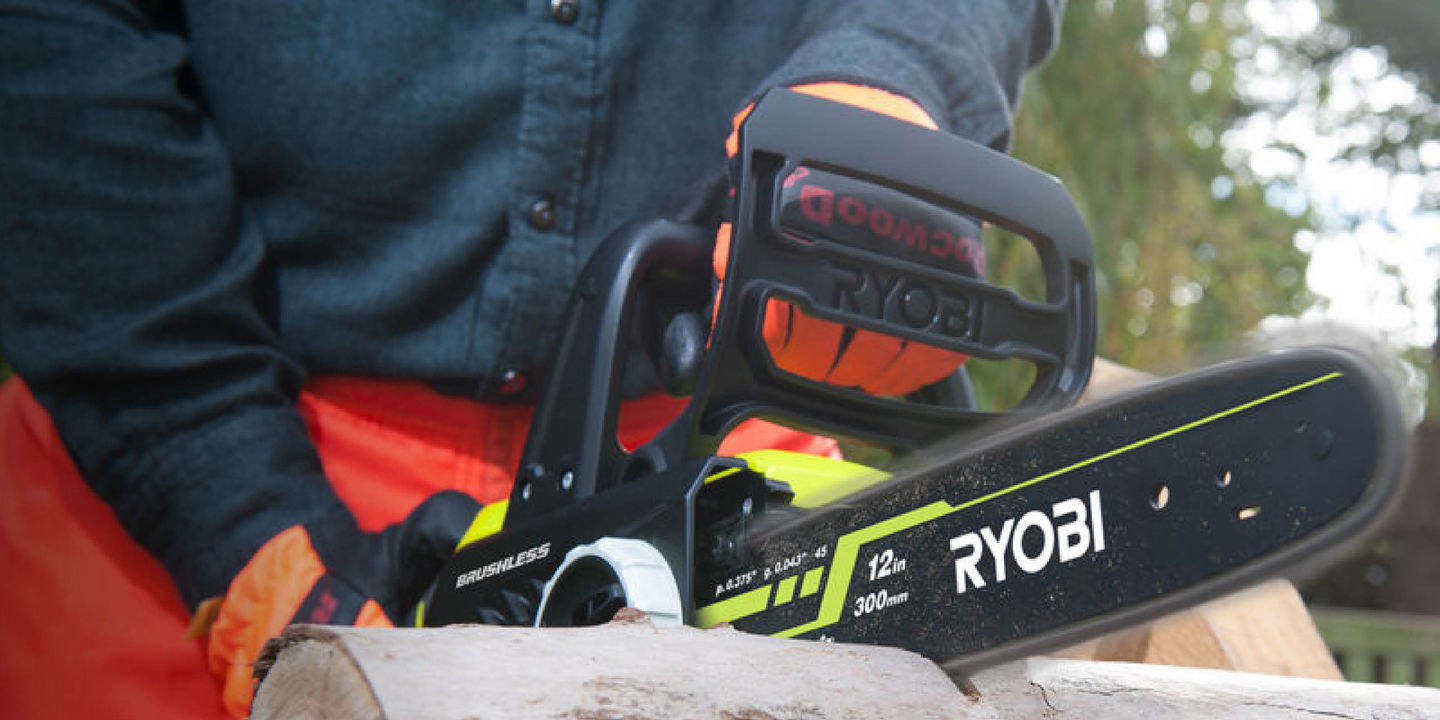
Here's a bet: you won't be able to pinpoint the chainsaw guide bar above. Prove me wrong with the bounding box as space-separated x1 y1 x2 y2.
693 348 1404 671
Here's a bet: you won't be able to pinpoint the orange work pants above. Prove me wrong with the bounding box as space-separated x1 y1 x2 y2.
0 376 835 719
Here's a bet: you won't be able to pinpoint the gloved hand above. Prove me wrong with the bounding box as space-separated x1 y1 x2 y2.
204 490 481 717
715 82 977 396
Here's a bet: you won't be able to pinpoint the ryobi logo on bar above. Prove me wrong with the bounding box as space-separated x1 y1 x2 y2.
948 490 1105 594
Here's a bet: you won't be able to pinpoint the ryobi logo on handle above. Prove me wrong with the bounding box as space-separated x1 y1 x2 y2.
948 490 1105 594
774 166 987 343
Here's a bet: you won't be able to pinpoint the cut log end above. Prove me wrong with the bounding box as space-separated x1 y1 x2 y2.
253 624 340 686
252 634 381 720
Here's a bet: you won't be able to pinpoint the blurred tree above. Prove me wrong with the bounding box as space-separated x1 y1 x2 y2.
997 0 1312 373
982 1 1439 426
1002 0 1440 622
1329 0 1440 417
1333 0 1440 93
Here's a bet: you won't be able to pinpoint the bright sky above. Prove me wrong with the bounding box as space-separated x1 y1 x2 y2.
1223 0 1439 350
1123 0 1438 416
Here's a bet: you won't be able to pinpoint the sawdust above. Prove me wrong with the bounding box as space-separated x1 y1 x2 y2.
718 711 781 720
608 607 652 625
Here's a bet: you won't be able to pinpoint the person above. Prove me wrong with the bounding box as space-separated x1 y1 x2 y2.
0 1 1063 717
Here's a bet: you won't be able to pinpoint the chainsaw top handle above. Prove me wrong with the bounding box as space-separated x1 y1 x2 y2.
506 88 1095 523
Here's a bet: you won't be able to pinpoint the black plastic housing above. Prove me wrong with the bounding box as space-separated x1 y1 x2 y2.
656 89 1096 463
429 88 1099 626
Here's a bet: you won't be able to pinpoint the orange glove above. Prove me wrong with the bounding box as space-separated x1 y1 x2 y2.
716 83 975 396
203 491 479 717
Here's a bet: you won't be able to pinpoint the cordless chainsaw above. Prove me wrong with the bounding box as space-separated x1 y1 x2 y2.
420 88 1408 674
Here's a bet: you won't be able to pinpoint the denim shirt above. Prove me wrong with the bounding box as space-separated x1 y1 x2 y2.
0 0 1061 606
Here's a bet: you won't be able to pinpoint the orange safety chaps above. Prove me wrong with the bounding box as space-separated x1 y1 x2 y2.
0 377 835 718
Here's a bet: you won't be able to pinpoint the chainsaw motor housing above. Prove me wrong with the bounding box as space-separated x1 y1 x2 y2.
421 88 1099 630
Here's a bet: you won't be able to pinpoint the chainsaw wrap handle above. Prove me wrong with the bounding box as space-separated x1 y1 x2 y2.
670 88 1096 456
505 88 1096 524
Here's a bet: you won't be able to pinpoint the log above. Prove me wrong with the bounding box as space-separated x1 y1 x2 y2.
1054 579 1343 680
1076 357 1158 406
251 610 970 720
251 613 1440 719
969 656 1440 719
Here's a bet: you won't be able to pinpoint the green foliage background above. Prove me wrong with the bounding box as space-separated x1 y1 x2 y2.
998 1 1312 374
969 0 1438 424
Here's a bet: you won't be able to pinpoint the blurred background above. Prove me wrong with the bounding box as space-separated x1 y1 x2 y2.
1001 0 1440 686
0 0 1435 690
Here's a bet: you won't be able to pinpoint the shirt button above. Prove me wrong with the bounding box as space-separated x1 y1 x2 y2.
498 369 529 396
529 197 556 230
550 0 578 25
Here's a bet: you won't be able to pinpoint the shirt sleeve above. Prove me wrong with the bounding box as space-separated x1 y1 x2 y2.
750 0 1063 149
0 0 348 608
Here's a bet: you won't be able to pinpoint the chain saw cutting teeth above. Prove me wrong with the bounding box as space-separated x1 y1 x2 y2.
420 88 1409 673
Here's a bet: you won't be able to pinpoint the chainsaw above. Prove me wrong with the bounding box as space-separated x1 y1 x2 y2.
420 88 1409 674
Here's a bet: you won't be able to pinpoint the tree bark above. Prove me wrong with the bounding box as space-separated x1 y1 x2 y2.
252 609 971 720
251 611 1440 719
